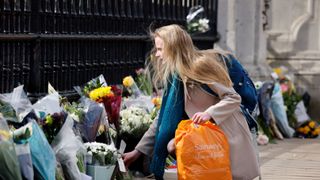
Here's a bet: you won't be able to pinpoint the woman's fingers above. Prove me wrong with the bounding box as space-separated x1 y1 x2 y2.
192 112 211 124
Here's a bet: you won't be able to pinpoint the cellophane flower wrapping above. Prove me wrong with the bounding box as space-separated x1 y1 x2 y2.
0 115 22 180
122 95 154 114
51 114 86 180
123 75 143 97
80 98 106 142
102 85 123 131
32 93 63 118
11 121 34 180
0 85 33 123
186 5 210 34
74 74 108 97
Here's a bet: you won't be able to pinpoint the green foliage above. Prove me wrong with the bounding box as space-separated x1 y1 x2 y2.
257 116 274 142
282 91 301 128
0 99 18 122
135 69 153 96
62 101 85 122
76 153 85 173
82 78 103 96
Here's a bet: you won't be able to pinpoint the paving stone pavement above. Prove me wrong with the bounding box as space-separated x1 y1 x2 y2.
258 138 320 180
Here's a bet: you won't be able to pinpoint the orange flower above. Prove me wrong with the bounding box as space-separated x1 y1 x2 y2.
303 126 311 134
297 127 304 133
152 97 162 109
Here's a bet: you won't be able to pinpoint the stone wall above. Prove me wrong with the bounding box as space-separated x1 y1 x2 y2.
216 0 272 81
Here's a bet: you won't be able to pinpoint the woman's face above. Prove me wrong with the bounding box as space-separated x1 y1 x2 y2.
155 36 164 60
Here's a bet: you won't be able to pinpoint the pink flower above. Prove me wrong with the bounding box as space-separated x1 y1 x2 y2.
280 84 289 92
135 68 145 75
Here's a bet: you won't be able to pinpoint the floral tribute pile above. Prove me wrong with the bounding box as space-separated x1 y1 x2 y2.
0 70 161 179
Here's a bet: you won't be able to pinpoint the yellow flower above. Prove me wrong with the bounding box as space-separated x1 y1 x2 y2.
89 86 113 102
312 130 318 136
309 121 316 129
0 130 11 141
303 126 310 134
123 76 134 87
152 97 162 109
273 68 282 76
89 89 99 101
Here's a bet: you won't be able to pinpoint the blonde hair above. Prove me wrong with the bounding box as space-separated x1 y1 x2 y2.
147 24 232 90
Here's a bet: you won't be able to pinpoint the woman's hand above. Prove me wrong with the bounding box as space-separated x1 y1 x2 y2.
167 138 176 155
192 112 212 124
122 149 142 168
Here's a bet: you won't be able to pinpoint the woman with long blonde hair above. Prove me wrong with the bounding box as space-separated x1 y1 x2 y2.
123 24 260 180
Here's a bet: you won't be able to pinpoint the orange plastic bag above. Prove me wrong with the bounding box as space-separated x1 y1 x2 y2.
175 120 232 180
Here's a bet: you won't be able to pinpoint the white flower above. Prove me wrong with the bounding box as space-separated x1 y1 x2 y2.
119 106 153 136
198 18 210 32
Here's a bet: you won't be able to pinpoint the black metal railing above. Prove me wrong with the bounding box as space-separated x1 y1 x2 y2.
0 0 218 100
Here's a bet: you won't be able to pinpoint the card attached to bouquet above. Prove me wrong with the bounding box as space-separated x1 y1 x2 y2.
119 140 126 154
118 140 127 172
118 157 126 172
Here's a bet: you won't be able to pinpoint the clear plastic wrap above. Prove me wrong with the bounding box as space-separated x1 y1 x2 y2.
0 116 22 180
77 97 106 142
13 121 34 180
32 93 62 118
122 95 154 113
0 85 33 122
15 143 33 180
51 115 86 180
186 5 210 34
74 74 108 97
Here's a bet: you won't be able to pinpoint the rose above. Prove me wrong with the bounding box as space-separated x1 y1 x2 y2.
123 76 134 87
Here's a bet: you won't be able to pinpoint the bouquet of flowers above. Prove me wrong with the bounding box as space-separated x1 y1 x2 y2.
151 96 162 120
123 75 142 97
74 97 107 143
84 142 117 166
0 114 22 180
273 67 302 128
0 99 18 122
186 5 210 34
89 85 123 131
10 122 34 180
0 85 33 122
39 112 66 144
295 120 320 138
61 100 85 123
119 106 153 138
11 122 33 144
135 68 153 96
25 116 56 180
78 75 107 97
50 114 86 180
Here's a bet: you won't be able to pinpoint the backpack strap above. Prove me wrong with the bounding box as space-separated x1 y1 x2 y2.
219 54 232 70
199 54 231 98
200 84 218 97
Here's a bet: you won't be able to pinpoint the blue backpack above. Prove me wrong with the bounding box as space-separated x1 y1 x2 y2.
202 54 258 130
